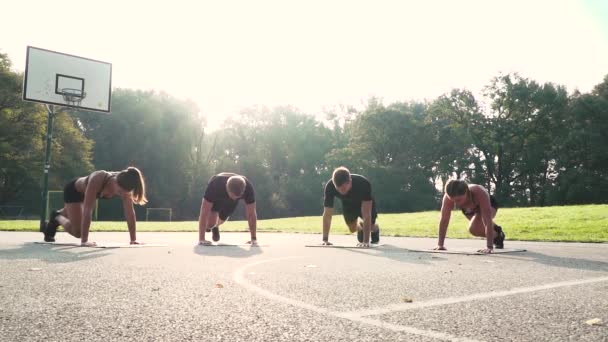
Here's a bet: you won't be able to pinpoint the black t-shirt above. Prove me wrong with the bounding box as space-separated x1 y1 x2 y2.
203 173 255 204
324 174 373 209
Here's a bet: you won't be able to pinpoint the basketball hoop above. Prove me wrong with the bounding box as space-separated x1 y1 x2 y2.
60 88 87 107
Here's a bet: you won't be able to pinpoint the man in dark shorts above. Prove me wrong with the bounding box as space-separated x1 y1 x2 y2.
322 166 380 247
198 173 258 246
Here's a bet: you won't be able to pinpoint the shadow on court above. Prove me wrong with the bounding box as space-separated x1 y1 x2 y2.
336 244 444 265
193 245 264 258
0 243 111 263
496 250 608 272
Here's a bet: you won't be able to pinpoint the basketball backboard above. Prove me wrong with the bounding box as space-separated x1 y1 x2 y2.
23 46 112 112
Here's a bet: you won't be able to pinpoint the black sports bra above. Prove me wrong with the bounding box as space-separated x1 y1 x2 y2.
84 172 116 199
457 190 479 214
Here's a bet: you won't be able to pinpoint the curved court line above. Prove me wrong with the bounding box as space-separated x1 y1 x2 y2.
340 275 608 318
233 257 481 342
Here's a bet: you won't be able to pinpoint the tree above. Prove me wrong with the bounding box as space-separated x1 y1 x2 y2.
428 90 482 187
0 53 94 213
326 98 437 212
210 106 335 218
550 75 608 204
75 89 206 220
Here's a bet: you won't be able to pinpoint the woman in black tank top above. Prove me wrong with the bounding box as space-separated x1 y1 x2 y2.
43 167 148 247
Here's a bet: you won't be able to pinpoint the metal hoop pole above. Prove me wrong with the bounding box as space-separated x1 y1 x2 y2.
40 104 55 231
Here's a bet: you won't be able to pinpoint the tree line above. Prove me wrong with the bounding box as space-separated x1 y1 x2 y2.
1 52 606 220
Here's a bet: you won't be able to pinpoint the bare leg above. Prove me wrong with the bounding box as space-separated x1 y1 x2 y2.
205 211 220 232
346 221 359 233
346 220 379 233
58 203 83 239
468 207 497 237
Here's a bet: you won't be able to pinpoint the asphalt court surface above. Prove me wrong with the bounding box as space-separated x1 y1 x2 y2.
1 231 606 341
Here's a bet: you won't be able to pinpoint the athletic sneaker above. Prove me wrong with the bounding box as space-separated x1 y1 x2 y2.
44 210 60 242
211 226 220 242
357 227 380 243
493 225 505 249
371 226 380 244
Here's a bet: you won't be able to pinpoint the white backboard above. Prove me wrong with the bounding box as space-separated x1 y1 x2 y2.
23 46 112 113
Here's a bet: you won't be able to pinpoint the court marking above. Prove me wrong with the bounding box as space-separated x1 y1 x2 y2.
233 257 482 342
34 241 168 248
234 256 608 341
338 275 608 318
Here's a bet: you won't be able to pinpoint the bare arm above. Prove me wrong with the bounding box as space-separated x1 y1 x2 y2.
322 207 333 242
437 194 454 248
245 202 257 242
81 171 105 244
474 186 494 249
121 192 137 243
198 198 213 242
361 200 372 244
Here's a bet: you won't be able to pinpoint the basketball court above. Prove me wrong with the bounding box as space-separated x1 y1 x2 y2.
1 231 606 341
6 45 606 342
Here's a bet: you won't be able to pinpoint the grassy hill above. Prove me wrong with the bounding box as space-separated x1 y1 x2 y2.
1 204 606 242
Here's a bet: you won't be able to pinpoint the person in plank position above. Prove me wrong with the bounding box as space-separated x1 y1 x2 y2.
322 166 380 247
198 173 258 246
434 179 505 253
43 167 148 247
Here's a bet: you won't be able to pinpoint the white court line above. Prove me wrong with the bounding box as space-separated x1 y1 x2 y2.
233 257 481 342
339 275 608 318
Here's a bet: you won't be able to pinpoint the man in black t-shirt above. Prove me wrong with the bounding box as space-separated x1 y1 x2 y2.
198 172 258 246
322 166 380 247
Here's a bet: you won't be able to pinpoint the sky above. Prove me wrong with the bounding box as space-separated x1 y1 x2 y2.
2 0 608 129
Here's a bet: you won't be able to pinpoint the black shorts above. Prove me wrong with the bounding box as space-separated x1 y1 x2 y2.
462 195 498 219
211 201 238 221
342 201 378 225
64 179 84 203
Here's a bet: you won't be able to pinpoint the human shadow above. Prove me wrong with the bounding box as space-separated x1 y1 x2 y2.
495 250 608 273
344 243 608 273
193 244 264 258
0 243 111 264
333 244 446 265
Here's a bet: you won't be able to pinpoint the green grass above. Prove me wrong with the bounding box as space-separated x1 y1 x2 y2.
1 204 606 243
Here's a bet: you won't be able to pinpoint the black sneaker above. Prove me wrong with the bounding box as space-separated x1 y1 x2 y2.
357 229 363 243
371 227 380 244
493 225 505 249
211 226 220 242
44 210 60 242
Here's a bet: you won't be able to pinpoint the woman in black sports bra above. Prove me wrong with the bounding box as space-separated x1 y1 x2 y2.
434 179 505 253
43 167 148 247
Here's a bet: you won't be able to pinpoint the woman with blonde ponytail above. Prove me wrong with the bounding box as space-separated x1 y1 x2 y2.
43 166 148 246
